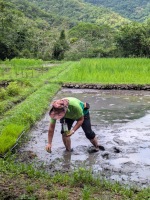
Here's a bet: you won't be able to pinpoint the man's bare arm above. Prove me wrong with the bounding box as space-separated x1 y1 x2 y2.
66 116 84 136
46 123 55 152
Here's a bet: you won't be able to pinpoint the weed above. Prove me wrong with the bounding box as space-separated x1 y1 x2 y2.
82 185 91 200
48 188 69 200
26 185 35 194
72 167 97 186
57 189 69 200
17 194 38 200
0 159 150 200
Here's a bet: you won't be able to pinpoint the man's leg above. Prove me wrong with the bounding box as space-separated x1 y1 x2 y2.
90 136 99 148
61 118 74 151
62 134 71 151
82 113 99 149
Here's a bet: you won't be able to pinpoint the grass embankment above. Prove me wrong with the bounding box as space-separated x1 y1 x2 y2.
0 158 150 200
0 59 71 155
56 58 150 84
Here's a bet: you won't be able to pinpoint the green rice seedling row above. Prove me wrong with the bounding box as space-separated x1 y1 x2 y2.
56 58 150 84
0 59 71 155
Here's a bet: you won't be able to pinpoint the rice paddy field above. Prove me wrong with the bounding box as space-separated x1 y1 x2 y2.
0 58 150 200
56 58 150 84
0 58 150 156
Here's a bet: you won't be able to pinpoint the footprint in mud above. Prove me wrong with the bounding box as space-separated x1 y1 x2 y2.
102 152 109 159
88 145 105 153
113 147 121 153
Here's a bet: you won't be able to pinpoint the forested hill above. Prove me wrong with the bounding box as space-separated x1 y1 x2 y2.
1 0 150 61
84 0 150 22
30 0 129 28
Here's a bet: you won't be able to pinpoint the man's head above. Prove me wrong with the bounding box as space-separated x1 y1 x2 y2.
49 99 69 120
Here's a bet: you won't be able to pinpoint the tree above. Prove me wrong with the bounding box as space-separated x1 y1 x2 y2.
52 30 69 60
0 0 23 59
115 22 150 57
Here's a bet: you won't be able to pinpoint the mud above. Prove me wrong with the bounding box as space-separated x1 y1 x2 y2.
17 89 150 188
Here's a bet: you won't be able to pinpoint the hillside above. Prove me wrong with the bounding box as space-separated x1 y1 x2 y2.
84 0 150 22
9 0 73 27
1 0 150 60
0 0 73 60
30 0 130 28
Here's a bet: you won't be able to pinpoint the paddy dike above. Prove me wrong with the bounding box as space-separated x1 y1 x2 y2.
62 83 150 91
17 89 150 188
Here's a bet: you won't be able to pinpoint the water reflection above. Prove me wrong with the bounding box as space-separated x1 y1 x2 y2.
56 89 150 125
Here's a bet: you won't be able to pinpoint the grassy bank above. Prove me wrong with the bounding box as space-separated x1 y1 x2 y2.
0 158 150 200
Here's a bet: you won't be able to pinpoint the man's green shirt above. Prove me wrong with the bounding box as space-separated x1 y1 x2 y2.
50 97 89 124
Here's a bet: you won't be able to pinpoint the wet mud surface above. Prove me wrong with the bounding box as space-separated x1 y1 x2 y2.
17 89 150 188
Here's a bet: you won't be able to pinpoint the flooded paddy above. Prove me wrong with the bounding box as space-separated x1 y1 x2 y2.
18 89 150 188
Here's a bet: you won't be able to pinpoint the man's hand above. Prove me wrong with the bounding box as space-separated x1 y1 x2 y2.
46 143 52 153
65 129 75 137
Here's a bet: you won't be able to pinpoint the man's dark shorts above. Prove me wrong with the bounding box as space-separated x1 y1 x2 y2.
60 112 95 140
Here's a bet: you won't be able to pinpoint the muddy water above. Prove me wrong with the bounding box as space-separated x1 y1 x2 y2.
18 89 150 188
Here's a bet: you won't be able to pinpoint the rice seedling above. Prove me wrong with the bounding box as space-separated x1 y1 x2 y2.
0 135 17 155
0 59 70 155
0 124 24 155
0 58 44 79
0 83 61 156
57 58 150 84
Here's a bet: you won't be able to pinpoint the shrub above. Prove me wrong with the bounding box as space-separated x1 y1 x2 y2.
0 88 7 100
7 82 21 96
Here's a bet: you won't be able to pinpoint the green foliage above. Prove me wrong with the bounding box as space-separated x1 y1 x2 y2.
1 124 24 138
1 0 150 61
0 58 45 79
53 30 69 60
116 22 150 57
66 22 116 59
7 82 20 96
72 167 96 185
0 59 72 155
0 88 7 100
21 112 36 126
0 0 64 60
0 124 24 154
84 0 150 22
30 0 129 28
0 82 61 155
0 135 17 155
57 58 150 84
0 0 27 60
82 185 91 200
0 154 150 199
